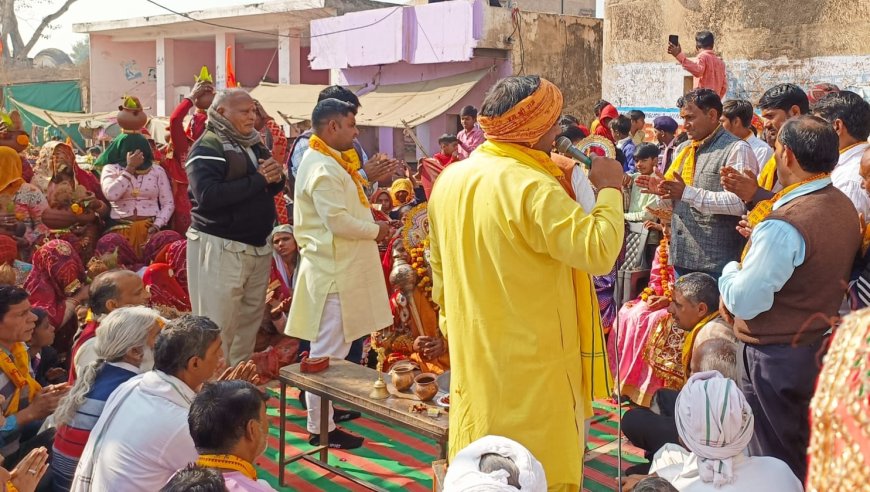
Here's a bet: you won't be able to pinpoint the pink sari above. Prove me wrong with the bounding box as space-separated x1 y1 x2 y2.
607 244 673 407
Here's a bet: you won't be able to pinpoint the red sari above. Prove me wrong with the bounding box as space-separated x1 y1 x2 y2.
143 263 191 311
24 240 85 352
165 240 188 294
142 230 183 265
94 233 140 271
166 98 196 235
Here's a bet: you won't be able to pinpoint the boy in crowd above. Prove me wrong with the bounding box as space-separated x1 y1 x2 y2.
625 143 659 223
611 115 636 173
630 110 647 145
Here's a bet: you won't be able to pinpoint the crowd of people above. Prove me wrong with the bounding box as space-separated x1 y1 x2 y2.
0 26 866 492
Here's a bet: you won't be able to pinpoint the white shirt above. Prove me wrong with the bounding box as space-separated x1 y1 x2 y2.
72 371 198 492
571 166 596 214
745 135 773 172
650 443 803 492
831 143 870 218
679 139 759 216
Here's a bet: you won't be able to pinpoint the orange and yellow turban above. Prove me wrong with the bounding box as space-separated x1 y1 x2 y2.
478 78 563 146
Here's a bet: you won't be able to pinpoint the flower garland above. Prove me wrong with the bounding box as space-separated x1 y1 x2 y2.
408 238 437 309
640 235 672 303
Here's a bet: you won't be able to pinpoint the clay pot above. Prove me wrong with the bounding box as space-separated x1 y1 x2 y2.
117 108 148 132
194 90 215 110
413 373 438 402
390 363 415 391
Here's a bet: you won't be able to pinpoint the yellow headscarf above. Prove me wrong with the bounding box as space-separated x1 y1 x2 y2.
390 178 414 207
0 147 24 196
478 78 563 146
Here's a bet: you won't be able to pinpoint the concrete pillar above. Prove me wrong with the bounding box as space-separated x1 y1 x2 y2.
278 29 302 85
289 35 302 84
215 32 236 90
378 126 394 156
278 29 291 85
155 36 175 117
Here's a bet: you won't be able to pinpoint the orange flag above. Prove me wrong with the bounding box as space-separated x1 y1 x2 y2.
226 46 238 88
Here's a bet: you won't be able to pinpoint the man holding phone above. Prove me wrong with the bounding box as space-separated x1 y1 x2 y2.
668 31 727 99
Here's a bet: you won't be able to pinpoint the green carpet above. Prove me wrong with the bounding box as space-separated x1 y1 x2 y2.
258 386 645 491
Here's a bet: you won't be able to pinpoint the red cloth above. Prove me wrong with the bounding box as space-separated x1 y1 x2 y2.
68 319 99 384
24 240 85 351
269 257 293 303
419 155 456 199
95 233 140 270
143 263 191 311
265 120 290 225
142 230 182 265
594 104 618 143
21 159 33 184
165 240 188 290
0 235 17 265
168 98 195 235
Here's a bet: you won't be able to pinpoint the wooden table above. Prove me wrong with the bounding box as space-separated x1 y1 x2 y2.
278 359 449 490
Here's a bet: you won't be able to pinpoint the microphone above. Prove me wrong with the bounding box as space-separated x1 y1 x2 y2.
555 136 593 169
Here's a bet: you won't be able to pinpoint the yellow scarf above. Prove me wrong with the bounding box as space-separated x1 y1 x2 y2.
757 155 777 191
478 140 612 419
477 140 564 179
0 342 42 416
308 134 369 206
680 312 719 370
741 173 829 261
664 126 723 186
196 454 257 481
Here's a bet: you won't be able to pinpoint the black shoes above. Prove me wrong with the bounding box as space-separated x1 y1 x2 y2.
309 428 365 450
298 390 361 423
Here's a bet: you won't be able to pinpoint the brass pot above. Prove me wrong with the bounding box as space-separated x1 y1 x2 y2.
413 373 438 402
390 364 415 391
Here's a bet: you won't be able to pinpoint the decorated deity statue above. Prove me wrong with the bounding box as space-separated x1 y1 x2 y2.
372 203 449 374
92 96 154 175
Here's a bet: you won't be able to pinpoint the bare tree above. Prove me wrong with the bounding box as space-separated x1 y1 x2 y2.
0 0 79 64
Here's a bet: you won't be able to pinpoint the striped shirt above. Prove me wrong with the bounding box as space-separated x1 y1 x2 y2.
52 362 139 492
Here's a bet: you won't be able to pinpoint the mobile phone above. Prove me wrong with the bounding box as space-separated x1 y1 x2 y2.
668 34 679 46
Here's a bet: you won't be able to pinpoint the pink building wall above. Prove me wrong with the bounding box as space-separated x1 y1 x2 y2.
90 35 157 112
91 36 328 114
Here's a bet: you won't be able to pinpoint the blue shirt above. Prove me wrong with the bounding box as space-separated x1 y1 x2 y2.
719 178 831 320
618 137 637 173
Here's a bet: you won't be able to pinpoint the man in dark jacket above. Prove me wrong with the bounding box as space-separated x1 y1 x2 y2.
185 88 285 364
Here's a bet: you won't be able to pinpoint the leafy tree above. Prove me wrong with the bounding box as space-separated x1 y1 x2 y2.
0 0 79 63
70 37 87 64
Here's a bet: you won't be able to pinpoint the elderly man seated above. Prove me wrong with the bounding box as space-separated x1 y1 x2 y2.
622 371 802 492
71 315 259 492
443 435 547 491
621 338 738 475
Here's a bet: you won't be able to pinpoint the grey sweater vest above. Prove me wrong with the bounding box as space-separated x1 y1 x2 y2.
671 128 745 274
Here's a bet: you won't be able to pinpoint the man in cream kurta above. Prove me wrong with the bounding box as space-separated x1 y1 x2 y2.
429 76 625 492
287 98 392 449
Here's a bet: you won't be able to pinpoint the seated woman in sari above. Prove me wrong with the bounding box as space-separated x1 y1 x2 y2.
94 233 141 271
24 239 88 354
0 234 31 286
35 142 108 261
142 263 190 312
141 230 183 266
607 232 674 407
0 146 50 259
100 147 175 257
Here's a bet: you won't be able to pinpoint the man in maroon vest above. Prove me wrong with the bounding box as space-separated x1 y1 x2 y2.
718 115 860 483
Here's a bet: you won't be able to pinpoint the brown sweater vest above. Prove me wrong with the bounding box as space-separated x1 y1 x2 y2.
734 185 860 345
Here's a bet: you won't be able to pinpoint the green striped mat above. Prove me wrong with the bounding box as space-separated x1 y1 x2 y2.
258 386 645 491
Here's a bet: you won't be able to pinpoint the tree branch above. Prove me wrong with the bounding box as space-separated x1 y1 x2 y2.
19 0 79 59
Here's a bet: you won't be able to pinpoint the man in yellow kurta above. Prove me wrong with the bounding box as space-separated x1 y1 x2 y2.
428 76 626 491
287 98 394 449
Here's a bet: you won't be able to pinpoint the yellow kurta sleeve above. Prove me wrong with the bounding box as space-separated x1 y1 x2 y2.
520 185 625 276
310 173 380 240
429 216 447 339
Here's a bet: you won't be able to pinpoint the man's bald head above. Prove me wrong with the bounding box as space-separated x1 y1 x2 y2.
211 88 252 111
691 338 738 380
211 88 257 135
89 270 150 316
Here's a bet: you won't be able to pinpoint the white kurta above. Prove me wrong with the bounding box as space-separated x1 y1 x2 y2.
286 147 392 342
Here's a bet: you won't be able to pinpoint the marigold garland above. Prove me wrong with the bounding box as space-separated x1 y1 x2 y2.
408 238 437 310
641 234 672 303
